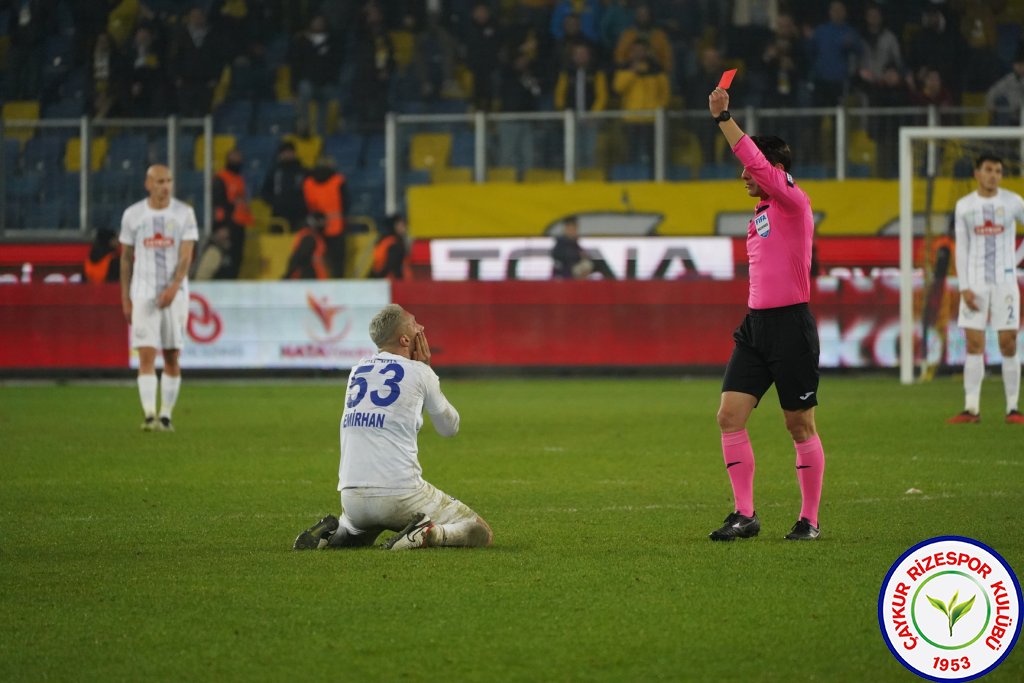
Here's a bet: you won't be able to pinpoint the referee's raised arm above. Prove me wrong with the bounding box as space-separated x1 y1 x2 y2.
709 87 744 147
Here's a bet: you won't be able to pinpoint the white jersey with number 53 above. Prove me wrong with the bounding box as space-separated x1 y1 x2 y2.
338 351 460 493
953 189 1024 291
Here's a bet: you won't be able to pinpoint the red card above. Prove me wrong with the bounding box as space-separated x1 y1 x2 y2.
717 68 737 89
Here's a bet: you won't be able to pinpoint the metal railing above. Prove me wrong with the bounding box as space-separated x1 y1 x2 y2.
0 115 212 239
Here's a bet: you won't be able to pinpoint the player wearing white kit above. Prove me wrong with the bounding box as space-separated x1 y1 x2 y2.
948 154 1024 425
119 165 198 432
293 304 493 551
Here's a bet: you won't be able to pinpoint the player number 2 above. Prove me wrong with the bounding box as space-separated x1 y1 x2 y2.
346 363 405 408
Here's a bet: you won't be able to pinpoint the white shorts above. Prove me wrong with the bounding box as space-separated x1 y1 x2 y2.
339 480 480 538
131 292 188 349
958 282 1021 332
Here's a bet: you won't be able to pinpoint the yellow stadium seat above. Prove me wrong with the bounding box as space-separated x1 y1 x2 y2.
65 137 109 172
345 216 378 278
576 167 607 181
211 65 231 110
671 130 703 178
847 129 877 176
487 166 518 182
410 132 452 171
193 134 237 171
432 167 473 184
275 65 293 102
283 134 322 168
961 92 990 126
389 30 415 68
2 100 40 145
523 168 564 183
252 233 292 279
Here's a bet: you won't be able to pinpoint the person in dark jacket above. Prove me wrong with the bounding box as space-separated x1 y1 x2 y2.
552 215 592 279
170 7 223 117
289 14 343 136
260 141 308 232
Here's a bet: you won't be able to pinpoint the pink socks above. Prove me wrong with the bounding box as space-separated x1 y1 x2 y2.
721 429 755 517
794 434 825 528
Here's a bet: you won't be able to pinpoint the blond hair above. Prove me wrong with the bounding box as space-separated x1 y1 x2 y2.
369 304 407 348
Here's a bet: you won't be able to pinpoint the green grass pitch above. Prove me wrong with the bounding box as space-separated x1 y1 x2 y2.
1 376 1021 682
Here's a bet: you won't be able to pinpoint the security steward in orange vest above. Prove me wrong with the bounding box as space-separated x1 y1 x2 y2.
284 212 329 280
302 156 348 277
370 213 409 279
84 229 121 283
213 148 254 278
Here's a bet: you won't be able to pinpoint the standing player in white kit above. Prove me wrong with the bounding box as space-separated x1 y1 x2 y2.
947 154 1024 425
294 304 493 551
119 165 198 432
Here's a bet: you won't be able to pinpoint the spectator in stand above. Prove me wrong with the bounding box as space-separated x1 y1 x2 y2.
303 156 349 278
497 36 543 177
260 141 308 233
84 229 121 284
755 13 807 109
613 39 669 166
728 0 777 68
687 46 736 163
911 68 954 108
856 3 901 97
125 24 170 117
5 0 53 99
212 149 254 279
554 12 599 71
807 0 860 106
170 7 223 118
868 65 912 177
70 0 117 67
906 6 966 100
370 213 410 280
87 32 127 118
554 40 607 169
600 0 633 56
986 47 1024 125
959 0 1003 93
283 212 329 280
208 0 253 64
351 1 394 132
550 0 601 44
192 225 234 280
463 2 502 111
614 3 673 77
289 14 343 137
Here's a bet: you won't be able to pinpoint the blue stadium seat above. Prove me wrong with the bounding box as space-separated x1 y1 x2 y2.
23 202 62 229
699 163 737 179
847 163 872 179
323 134 362 173
450 131 475 168
7 173 43 200
42 98 83 118
610 163 652 181
427 100 469 115
176 170 206 205
22 136 66 173
791 164 828 179
254 101 296 136
215 100 254 135
106 135 150 172
402 170 431 187
667 165 692 181
361 134 385 169
92 168 138 202
3 138 21 173
173 132 197 171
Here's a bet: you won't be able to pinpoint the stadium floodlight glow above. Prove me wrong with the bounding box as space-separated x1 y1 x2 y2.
898 125 1024 385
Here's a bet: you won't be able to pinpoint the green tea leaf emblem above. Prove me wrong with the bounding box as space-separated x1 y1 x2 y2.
928 591 976 637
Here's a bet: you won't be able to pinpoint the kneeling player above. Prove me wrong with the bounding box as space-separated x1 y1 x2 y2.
294 304 493 551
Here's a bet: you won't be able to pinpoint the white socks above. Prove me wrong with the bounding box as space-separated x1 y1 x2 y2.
138 374 158 418
1003 355 1020 413
160 374 181 419
963 354 984 415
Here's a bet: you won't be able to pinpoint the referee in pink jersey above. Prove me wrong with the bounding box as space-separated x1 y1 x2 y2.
706 87 825 542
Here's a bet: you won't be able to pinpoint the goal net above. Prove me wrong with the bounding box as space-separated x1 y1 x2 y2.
898 127 1024 384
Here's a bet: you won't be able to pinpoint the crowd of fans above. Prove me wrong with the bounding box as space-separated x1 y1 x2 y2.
4 0 1023 127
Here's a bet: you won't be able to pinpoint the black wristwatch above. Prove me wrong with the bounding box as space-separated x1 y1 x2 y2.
713 110 731 124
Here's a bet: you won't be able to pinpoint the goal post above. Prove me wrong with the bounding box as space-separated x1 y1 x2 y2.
898 126 1024 385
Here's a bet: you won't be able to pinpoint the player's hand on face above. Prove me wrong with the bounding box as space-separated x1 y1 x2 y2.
413 331 431 365
962 290 979 311
709 87 729 116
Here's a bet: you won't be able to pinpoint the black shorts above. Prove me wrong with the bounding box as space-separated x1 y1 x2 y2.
721 303 820 411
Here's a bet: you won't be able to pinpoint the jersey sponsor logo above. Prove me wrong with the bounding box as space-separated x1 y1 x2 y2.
878 536 1021 681
143 232 175 249
973 222 1005 236
754 212 770 238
